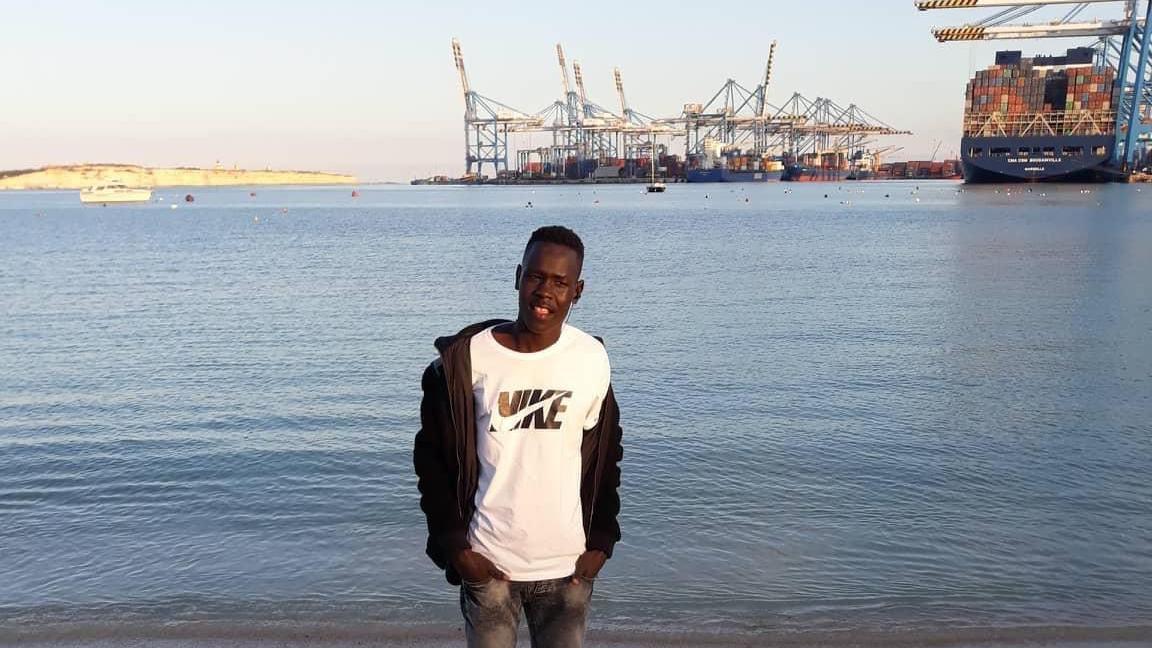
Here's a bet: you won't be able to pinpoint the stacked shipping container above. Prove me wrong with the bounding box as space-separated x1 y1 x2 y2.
963 48 1118 137
1065 68 1116 112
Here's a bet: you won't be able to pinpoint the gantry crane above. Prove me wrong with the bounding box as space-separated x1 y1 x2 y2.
452 38 542 177
657 41 906 165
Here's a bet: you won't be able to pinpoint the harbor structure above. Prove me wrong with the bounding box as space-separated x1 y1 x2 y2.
443 39 910 183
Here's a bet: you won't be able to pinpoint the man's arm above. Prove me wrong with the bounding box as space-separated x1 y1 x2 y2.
586 384 623 558
414 361 471 562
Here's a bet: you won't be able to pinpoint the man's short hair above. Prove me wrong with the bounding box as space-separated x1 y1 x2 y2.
524 225 585 264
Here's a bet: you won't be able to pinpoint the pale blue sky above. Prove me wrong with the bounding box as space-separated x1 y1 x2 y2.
0 0 1125 180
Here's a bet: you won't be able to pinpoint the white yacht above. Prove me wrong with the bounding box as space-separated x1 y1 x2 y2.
80 184 153 204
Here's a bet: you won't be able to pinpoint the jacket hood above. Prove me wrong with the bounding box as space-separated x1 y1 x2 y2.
433 319 511 355
433 319 607 356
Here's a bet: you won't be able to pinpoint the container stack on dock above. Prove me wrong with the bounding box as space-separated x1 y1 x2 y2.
877 160 961 180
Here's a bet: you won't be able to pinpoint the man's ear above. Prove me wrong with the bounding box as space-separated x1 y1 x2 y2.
574 279 584 302
515 264 523 290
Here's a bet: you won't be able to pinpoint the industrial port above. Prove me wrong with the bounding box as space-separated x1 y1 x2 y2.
420 0 1152 185
416 39 921 186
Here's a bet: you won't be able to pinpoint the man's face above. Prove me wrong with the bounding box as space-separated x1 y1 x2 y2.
516 242 583 334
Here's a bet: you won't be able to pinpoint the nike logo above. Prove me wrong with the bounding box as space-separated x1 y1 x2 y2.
491 389 573 432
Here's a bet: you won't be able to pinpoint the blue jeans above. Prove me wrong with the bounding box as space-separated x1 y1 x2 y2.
460 577 594 648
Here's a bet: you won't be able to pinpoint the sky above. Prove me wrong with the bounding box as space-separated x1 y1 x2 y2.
0 0 1131 181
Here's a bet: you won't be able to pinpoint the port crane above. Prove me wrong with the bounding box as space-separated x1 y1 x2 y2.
452 38 543 176
657 41 907 163
918 0 1152 168
611 67 671 162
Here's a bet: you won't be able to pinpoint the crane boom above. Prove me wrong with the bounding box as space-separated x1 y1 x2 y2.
933 20 1129 41
556 44 572 99
451 38 470 96
918 0 1121 10
573 61 589 110
614 67 629 116
451 38 475 121
758 40 778 118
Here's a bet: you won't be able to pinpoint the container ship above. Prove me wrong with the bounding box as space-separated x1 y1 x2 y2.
780 160 848 182
685 148 783 182
961 47 1121 183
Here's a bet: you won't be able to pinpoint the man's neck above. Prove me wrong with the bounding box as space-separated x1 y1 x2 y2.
492 320 562 353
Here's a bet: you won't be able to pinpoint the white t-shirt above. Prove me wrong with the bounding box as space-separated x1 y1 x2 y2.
467 323 611 581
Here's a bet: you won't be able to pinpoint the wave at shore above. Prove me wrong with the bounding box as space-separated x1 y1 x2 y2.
1 620 1149 648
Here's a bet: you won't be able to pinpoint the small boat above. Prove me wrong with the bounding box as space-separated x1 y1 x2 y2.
646 129 666 193
80 184 153 204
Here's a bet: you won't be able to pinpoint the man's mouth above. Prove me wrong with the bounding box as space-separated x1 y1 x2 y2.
531 303 554 318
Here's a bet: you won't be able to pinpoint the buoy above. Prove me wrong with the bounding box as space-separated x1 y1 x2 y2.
184 194 194 203
249 192 257 197
170 204 178 210
351 190 359 198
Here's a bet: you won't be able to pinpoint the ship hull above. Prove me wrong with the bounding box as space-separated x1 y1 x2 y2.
780 165 847 182
685 168 775 183
961 136 1118 183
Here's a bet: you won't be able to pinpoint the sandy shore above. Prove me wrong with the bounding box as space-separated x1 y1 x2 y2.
1 622 1149 648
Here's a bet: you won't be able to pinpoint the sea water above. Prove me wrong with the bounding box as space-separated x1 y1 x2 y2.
1 183 1149 638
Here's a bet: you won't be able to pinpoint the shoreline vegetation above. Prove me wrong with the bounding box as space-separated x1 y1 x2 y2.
0 164 356 190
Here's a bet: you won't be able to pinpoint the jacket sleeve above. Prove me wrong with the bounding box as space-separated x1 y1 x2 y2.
414 361 471 563
586 384 623 558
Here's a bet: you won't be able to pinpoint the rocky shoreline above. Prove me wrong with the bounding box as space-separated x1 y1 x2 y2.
0 164 356 190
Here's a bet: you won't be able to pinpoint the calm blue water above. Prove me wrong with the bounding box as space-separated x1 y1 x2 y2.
1 183 1149 637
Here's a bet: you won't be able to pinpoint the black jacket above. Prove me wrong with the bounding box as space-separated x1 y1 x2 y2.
414 319 623 585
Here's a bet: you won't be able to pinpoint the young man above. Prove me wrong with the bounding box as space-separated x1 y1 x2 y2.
415 225 623 648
